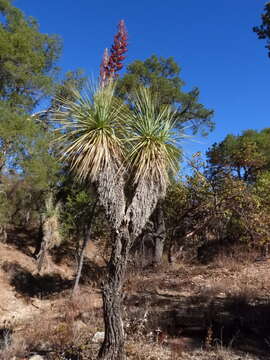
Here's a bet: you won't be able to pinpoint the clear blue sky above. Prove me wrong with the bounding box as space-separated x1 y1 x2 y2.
15 0 270 161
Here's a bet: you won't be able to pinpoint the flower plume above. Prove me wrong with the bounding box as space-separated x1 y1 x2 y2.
100 20 128 87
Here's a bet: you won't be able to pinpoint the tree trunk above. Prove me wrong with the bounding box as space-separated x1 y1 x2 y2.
154 236 164 265
72 200 97 295
0 158 5 176
0 225 7 243
153 203 166 265
34 216 43 257
72 228 90 295
98 226 131 360
0 141 9 181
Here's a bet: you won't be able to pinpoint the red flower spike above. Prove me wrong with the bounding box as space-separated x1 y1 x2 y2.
99 20 128 87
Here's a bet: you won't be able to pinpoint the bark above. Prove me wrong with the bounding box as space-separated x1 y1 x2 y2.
0 142 8 175
0 226 7 243
72 200 97 295
96 164 126 231
125 178 164 239
0 141 10 182
140 232 154 267
0 158 5 175
98 226 131 360
168 235 174 263
34 216 43 258
154 237 164 265
130 203 165 267
97 177 164 359
36 236 47 273
36 214 51 273
153 203 166 265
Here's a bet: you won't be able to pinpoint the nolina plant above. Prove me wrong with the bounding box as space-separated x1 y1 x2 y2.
54 81 180 360
37 193 62 273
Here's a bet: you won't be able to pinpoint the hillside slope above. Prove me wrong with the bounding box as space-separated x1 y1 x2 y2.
0 236 270 359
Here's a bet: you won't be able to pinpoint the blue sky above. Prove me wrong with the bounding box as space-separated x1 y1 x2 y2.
15 0 270 162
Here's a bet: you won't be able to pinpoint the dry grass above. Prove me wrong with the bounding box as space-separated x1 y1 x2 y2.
0 288 103 359
198 258 270 303
1 235 269 360
125 251 270 310
179 348 259 360
125 341 171 360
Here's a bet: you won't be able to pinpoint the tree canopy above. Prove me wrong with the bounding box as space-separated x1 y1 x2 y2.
0 0 61 110
253 2 270 57
0 0 62 178
206 128 270 182
116 55 214 135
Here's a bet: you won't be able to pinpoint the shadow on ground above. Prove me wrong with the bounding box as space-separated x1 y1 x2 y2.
51 245 106 287
126 291 270 358
2 261 73 298
5 227 40 257
79 258 105 287
50 242 77 266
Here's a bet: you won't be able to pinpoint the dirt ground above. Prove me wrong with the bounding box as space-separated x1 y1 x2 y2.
0 235 270 359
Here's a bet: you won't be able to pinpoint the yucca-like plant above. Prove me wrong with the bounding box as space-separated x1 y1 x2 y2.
54 82 127 231
37 193 62 273
54 82 180 360
125 87 180 238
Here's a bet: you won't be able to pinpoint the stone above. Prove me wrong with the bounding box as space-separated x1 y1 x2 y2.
29 355 44 360
92 331 105 343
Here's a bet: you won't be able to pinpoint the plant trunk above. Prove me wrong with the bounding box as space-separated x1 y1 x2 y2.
153 203 166 265
0 226 7 243
35 215 47 272
168 235 174 263
154 236 164 265
0 158 4 176
0 141 10 181
98 226 131 360
34 216 43 257
72 227 90 295
72 200 97 295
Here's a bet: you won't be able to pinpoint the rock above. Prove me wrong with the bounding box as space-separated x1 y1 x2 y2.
92 331 105 343
29 355 44 360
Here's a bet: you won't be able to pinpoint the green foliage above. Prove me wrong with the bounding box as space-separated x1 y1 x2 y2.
54 81 127 182
58 175 110 244
164 179 188 235
165 153 270 258
253 2 270 57
0 176 41 227
61 187 93 238
0 0 62 180
0 183 11 226
0 0 61 110
126 86 181 186
116 55 214 135
117 55 183 103
254 171 270 206
206 128 270 182
52 69 86 110
55 82 181 188
0 1 74 231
